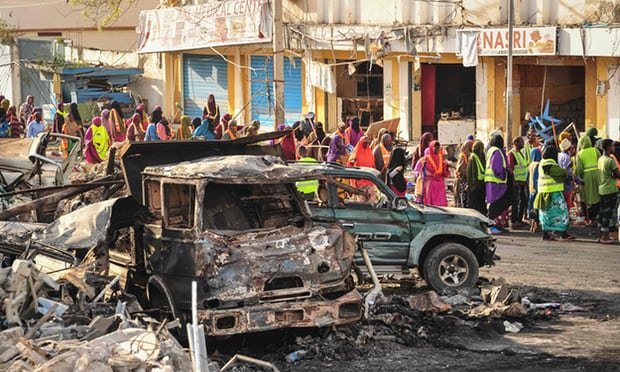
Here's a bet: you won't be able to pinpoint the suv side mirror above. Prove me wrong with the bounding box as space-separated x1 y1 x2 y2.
392 197 408 211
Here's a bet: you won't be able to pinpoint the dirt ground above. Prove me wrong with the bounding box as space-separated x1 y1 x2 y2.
212 227 620 371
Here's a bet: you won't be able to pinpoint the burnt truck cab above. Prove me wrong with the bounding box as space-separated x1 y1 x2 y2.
136 154 362 336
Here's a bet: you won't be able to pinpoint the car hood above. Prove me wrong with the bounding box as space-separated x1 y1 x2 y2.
413 204 494 226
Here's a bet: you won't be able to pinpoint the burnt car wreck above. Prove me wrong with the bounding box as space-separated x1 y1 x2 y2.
0 135 368 337
135 154 364 335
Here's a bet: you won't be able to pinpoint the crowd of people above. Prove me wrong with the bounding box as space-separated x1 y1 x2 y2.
416 126 620 244
4 92 619 244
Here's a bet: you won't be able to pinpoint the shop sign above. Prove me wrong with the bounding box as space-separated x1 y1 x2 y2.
478 27 556 56
137 0 272 53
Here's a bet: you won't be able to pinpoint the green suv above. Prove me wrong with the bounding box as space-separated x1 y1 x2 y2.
291 163 497 292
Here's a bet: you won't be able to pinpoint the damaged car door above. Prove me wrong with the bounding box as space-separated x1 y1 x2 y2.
325 176 412 266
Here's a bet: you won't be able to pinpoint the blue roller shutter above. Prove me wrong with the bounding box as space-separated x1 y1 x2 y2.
250 56 302 127
183 54 228 119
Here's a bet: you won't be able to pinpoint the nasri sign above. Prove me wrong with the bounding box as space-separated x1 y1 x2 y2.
478 27 556 56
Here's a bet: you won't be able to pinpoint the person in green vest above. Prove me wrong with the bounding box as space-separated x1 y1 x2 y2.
534 145 574 241
575 135 601 225
485 133 512 235
295 146 319 201
466 140 487 215
521 127 539 164
597 139 620 244
508 136 529 228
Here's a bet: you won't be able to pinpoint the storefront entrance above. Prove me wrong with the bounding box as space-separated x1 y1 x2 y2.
517 64 585 135
335 61 384 126
421 64 476 136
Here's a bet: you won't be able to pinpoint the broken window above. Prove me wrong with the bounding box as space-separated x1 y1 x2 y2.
330 177 390 209
163 183 196 229
144 179 161 223
202 183 304 231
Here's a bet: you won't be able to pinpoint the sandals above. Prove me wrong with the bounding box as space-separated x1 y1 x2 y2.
598 239 617 245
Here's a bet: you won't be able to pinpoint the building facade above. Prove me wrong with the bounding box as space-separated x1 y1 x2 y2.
0 0 161 112
140 0 620 141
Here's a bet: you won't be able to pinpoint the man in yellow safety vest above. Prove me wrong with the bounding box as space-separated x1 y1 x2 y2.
295 146 319 201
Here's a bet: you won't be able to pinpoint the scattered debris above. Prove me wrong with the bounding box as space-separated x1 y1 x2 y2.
407 291 451 313
503 320 524 333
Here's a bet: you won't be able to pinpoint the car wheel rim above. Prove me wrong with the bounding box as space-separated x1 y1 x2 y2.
438 254 469 286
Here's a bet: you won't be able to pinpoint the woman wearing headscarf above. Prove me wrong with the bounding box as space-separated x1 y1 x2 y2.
193 118 216 140
83 116 110 164
6 104 22 138
53 103 65 133
203 94 220 126
414 140 450 206
61 112 82 157
19 95 34 125
135 103 149 131
69 102 83 127
110 101 126 142
176 116 193 140
455 140 473 208
527 148 542 232
558 138 576 211
534 145 574 241
156 118 172 140
315 122 326 144
101 109 116 141
326 123 349 164
0 98 9 112
150 106 163 127
413 132 434 169
126 113 144 142
576 135 601 225
466 140 487 215
387 147 408 197
371 127 388 150
216 113 231 139
345 116 364 148
277 124 296 162
485 133 512 234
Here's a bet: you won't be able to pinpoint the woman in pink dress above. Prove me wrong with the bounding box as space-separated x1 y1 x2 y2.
414 140 450 206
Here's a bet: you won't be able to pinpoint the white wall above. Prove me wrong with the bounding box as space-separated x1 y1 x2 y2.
0 44 14 104
286 0 614 26
0 0 159 51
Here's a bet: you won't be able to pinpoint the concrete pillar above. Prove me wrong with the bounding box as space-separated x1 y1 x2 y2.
412 58 422 140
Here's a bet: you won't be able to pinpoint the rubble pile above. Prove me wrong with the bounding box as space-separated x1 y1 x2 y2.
272 279 587 365
55 161 127 219
0 256 191 371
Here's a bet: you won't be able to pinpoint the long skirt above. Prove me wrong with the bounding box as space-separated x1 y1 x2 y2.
455 178 468 208
423 177 447 207
539 192 569 232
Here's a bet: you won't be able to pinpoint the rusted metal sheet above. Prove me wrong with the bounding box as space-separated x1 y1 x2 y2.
119 130 289 204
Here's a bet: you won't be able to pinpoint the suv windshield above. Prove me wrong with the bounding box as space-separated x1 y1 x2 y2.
202 182 305 231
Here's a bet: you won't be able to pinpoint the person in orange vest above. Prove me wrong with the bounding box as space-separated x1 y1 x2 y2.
373 133 393 181
413 140 450 206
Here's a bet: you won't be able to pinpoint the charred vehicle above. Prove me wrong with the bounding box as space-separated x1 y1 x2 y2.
0 135 365 336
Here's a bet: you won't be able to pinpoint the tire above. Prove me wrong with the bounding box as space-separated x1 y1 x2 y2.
422 242 479 293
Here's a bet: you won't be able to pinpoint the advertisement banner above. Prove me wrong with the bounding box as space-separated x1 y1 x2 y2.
478 27 556 56
137 0 272 54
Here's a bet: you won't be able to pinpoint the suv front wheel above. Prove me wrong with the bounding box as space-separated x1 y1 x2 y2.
422 242 479 292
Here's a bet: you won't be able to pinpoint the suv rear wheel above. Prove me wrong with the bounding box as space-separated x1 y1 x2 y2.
423 242 478 292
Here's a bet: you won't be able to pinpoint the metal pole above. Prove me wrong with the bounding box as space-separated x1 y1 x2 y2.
272 0 285 129
506 0 514 146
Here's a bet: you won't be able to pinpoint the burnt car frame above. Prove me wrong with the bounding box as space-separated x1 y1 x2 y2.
0 134 365 337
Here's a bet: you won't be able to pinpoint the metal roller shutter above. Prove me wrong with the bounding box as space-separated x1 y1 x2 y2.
183 54 228 119
250 56 302 127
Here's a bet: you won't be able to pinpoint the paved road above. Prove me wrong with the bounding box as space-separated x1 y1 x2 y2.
481 228 620 361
